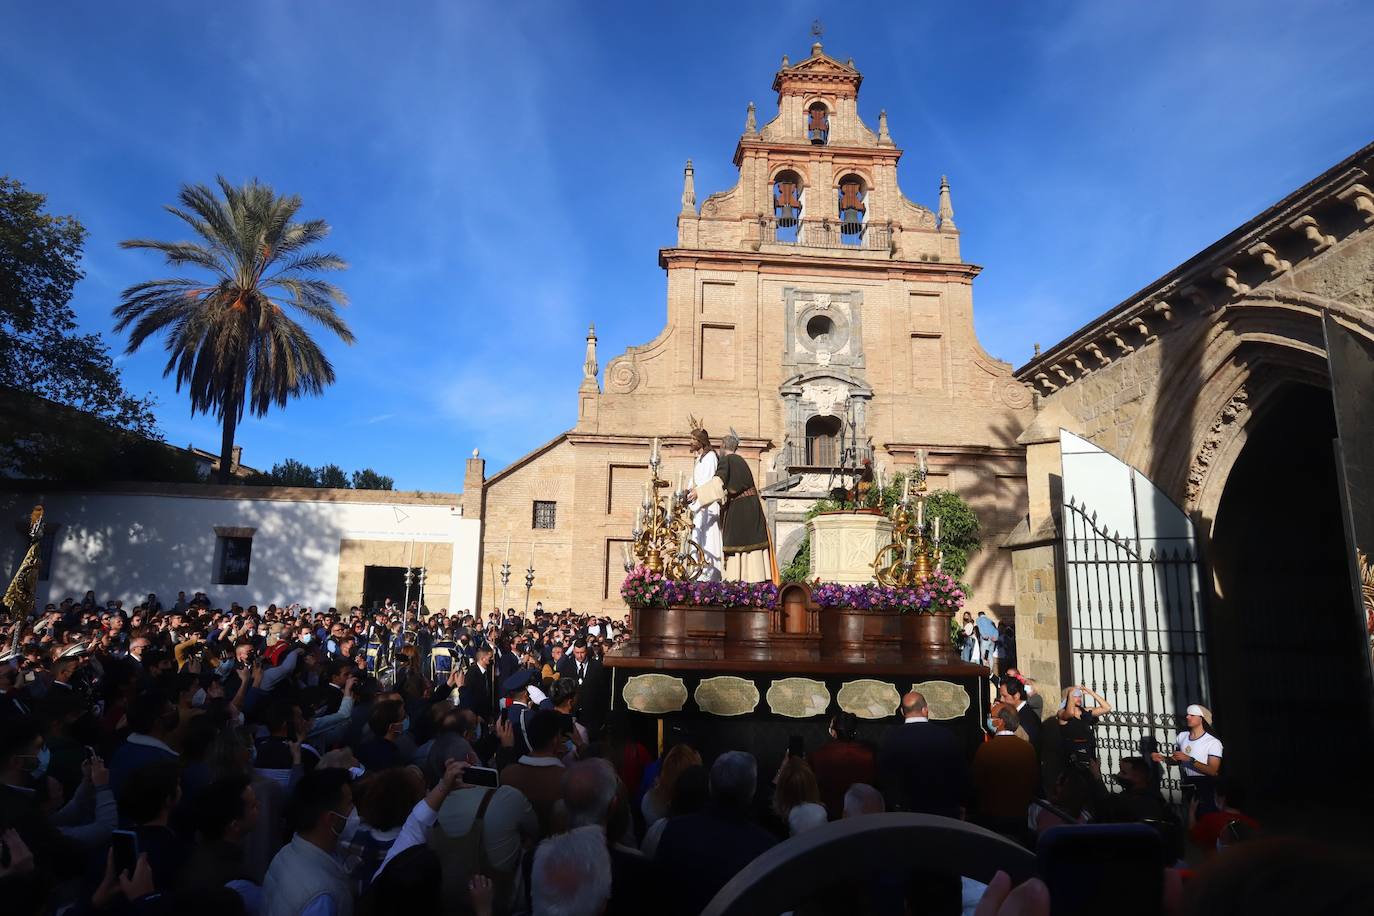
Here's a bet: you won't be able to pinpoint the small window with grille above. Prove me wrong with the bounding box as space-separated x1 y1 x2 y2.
533 501 557 530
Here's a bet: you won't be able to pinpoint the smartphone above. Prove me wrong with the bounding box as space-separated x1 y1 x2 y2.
111 829 140 876
787 735 805 758
1038 824 1162 916
463 766 500 788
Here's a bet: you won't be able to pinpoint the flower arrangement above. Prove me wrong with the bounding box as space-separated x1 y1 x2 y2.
811 570 966 615
621 567 780 609
620 567 963 614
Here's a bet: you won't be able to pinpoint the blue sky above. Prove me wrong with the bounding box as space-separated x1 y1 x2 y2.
5 1 1372 491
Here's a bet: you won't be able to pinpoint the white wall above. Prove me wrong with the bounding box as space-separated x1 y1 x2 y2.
0 488 481 613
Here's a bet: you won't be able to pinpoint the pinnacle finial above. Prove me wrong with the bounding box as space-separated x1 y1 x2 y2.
582 323 599 383
938 175 956 231
781 53 790 67
680 159 696 215
745 101 757 135
878 109 891 144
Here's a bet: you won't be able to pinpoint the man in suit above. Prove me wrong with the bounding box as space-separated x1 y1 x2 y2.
458 647 495 720
877 691 967 818
654 751 777 916
998 676 1041 752
556 639 606 734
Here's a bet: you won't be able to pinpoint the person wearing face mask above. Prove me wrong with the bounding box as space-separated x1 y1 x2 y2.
970 704 1038 838
262 767 357 916
0 717 94 876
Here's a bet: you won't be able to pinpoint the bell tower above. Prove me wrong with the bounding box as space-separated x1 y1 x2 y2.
535 41 1028 620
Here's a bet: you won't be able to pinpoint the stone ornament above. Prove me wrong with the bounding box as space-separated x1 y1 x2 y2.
694 676 760 716
1000 379 1033 410
622 674 688 715
837 678 901 720
910 679 971 720
606 359 641 393
766 677 830 718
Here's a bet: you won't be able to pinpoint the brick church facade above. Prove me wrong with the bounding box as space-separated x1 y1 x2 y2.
463 42 1032 618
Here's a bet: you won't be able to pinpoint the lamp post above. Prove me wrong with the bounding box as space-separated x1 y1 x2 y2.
499 533 512 617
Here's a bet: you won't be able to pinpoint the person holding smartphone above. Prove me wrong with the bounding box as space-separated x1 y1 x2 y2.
1153 703 1222 814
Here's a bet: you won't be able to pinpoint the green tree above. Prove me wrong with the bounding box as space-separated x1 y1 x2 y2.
317 463 350 488
114 177 354 483
351 468 394 491
257 458 319 488
0 176 157 437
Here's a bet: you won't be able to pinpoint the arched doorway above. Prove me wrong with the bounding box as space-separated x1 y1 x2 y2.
1208 382 1372 811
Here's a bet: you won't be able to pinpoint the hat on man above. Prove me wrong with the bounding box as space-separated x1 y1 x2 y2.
501 669 535 696
1186 704 1213 727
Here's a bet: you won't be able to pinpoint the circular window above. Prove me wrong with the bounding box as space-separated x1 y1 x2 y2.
807 315 835 341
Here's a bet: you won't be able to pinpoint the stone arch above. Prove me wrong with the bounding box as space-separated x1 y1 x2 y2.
776 524 809 568
1122 290 1372 514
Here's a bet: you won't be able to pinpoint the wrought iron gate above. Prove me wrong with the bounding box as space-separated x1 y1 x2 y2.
1060 431 1210 803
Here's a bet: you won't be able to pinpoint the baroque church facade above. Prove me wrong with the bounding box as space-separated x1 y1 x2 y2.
464 43 1032 618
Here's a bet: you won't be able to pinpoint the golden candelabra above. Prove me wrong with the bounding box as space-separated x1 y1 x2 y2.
871 453 943 587
622 438 707 581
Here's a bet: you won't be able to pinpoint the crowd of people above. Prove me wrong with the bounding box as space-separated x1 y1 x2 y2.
0 588 1358 915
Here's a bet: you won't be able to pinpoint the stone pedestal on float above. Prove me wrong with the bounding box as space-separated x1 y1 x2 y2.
808 509 892 584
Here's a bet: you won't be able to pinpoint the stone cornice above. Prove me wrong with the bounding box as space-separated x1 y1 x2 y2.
733 138 902 168
882 443 1026 464
565 432 774 454
1016 139 1374 394
658 247 981 283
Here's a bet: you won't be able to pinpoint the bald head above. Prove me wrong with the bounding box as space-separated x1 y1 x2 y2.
901 691 928 718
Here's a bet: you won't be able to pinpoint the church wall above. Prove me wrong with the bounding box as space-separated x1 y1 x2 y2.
478 439 578 614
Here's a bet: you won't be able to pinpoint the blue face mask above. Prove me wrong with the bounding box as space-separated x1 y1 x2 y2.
399 717 410 734
986 717 997 732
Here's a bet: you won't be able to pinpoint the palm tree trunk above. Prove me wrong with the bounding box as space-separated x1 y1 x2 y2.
218 408 238 484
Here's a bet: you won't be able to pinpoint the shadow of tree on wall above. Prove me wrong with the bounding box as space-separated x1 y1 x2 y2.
6 492 364 612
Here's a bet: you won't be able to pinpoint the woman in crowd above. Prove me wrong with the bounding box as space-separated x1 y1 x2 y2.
640 743 702 829
772 755 826 838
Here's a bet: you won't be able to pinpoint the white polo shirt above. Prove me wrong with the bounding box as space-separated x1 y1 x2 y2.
1174 730 1223 778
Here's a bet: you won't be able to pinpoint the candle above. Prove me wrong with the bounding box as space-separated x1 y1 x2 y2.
917 500 925 532
678 526 689 555
678 470 685 493
651 436 659 463
919 449 928 476
622 542 632 567
528 540 534 569
504 533 511 562
904 535 913 563
932 515 941 542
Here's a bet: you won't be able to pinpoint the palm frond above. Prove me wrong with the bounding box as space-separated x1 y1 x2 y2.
116 176 354 426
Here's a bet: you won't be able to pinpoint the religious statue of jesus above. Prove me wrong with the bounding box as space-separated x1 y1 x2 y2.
687 422 723 581
687 427 778 584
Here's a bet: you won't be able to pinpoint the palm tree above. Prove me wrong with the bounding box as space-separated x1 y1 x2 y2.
114 177 354 482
